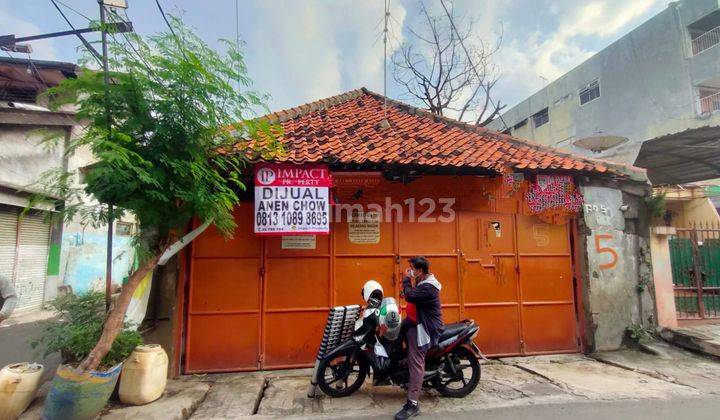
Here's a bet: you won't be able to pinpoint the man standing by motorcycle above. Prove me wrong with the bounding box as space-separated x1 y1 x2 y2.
395 256 443 420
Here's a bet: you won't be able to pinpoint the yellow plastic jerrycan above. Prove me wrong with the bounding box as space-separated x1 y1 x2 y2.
0 362 44 419
118 344 168 405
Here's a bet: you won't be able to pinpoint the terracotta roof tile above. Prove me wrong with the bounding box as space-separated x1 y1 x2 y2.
241 88 646 179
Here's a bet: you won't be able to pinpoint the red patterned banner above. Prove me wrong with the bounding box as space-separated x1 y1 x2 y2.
526 175 583 224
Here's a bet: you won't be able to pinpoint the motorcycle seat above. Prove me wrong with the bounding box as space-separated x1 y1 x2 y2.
438 322 468 340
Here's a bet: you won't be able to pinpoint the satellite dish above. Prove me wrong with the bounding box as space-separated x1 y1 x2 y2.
573 135 628 153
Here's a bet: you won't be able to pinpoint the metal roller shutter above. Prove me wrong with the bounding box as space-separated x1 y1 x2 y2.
14 212 50 310
0 207 18 282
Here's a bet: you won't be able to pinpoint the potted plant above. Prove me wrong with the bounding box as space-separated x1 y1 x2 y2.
32 292 142 420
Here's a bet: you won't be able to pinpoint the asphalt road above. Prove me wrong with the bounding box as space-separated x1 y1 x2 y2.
345 396 720 420
0 314 60 382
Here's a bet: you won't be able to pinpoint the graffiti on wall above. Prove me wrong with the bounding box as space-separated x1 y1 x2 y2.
61 230 135 294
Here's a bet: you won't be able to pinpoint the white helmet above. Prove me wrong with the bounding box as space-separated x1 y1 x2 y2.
361 280 384 303
378 297 402 341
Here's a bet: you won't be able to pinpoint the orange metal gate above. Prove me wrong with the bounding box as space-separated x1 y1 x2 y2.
184 177 579 373
459 212 577 355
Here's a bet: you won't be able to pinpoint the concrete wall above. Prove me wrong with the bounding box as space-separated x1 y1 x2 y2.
0 125 65 190
666 197 720 226
140 255 182 378
578 179 654 351
0 115 136 301
0 123 67 303
59 141 137 294
649 226 679 329
488 0 720 166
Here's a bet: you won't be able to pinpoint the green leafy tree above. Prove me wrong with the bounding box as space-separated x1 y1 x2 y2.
42 15 280 372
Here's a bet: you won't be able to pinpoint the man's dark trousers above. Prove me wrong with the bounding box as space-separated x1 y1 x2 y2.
405 325 425 402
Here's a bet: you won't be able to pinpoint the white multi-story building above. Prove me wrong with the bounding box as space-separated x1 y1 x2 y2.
488 0 720 186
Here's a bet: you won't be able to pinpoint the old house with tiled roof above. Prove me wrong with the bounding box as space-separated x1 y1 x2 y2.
152 88 656 375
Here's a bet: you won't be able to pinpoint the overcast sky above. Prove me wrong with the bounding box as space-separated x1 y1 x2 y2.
1 0 668 116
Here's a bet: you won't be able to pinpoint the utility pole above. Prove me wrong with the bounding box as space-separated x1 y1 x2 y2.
99 0 114 313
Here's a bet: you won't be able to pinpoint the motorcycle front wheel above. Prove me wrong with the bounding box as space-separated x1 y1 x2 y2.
317 347 368 398
432 345 481 397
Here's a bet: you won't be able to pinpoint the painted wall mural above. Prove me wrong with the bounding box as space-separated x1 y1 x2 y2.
60 228 135 294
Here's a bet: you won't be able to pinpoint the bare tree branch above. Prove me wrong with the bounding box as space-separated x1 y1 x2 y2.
392 0 504 126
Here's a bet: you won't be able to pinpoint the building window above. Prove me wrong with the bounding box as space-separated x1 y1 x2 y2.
532 108 549 128
513 119 527 130
579 80 600 105
0 87 38 103
115 221 134 236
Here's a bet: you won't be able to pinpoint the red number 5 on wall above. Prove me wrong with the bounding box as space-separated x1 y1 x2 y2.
594 233 618 270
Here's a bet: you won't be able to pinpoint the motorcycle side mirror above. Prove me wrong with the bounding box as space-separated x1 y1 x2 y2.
367 297 382 309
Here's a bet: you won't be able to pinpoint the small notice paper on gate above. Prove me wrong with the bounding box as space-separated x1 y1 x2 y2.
254 163 332 235
281 235 317 249
349 211 381 244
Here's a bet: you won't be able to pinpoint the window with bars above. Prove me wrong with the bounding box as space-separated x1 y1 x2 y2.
532 108 549 128
579 80 600 105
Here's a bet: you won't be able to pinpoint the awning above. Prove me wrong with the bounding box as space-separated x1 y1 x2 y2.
635 125 720 185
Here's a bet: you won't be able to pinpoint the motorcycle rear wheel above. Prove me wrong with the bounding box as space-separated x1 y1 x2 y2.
317 348 368 398
432 345 481 398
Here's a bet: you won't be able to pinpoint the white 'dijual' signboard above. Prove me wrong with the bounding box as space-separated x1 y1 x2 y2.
254 163 332 235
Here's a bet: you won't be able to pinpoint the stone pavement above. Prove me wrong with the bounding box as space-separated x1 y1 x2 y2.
660 320 720 358
18 347 720 419
593 341 720 393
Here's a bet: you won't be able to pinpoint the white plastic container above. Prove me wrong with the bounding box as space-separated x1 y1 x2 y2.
0 362 44 419
119 344 168 405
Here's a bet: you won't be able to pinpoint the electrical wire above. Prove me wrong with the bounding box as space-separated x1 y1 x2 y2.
49 0 102 64
106 9 163 86
106 7 224 132
26 53 49 89
154 0 188 61
438 0 508 130
54 0 93 22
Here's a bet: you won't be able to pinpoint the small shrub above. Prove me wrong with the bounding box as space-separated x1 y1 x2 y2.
626 324 653 345
645 192 666 219
32 292 142 370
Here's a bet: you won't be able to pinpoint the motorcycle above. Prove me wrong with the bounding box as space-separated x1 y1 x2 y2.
316 294 482 398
